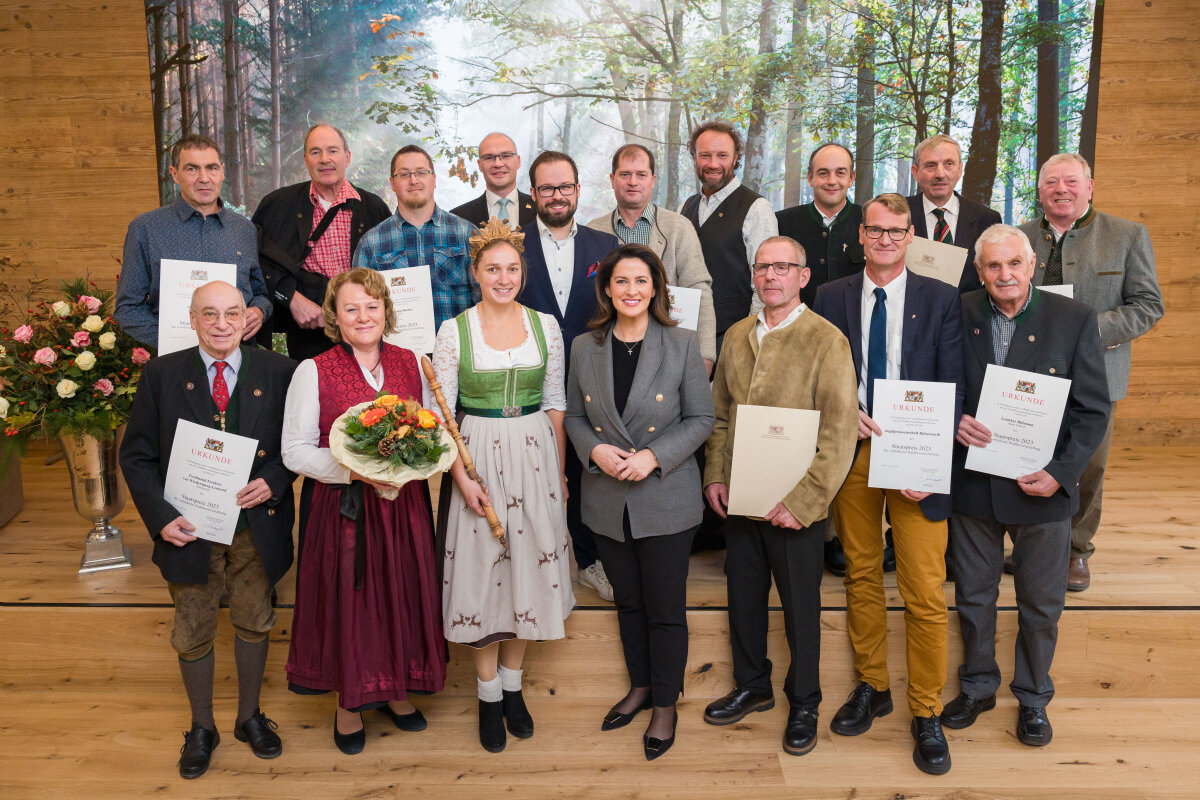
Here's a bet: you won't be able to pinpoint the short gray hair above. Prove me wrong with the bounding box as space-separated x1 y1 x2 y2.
913 134 961 165
974 224 1035 265
1037 152 1093 184
755 235 806 268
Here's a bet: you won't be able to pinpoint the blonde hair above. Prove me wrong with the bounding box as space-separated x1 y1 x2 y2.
322 267 397 342
1037 152 1093 184
861 193 912 226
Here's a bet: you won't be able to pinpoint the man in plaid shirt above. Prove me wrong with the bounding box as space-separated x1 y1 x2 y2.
353 144 479 334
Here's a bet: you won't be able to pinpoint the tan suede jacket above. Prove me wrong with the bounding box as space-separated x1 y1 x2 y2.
704 308 859 527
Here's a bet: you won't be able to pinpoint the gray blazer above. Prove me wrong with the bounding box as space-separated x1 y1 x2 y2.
1020 210 1163 401
564 318 715 541
587 206 717 363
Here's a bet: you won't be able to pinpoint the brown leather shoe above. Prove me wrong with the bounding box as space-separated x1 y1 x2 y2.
1067 557 1090 592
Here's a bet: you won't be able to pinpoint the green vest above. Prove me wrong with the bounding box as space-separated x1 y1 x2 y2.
455 307 548 417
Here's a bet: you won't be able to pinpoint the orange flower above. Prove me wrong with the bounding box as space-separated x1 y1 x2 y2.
359 407 388 427
416 408 437 429
376 394 401 408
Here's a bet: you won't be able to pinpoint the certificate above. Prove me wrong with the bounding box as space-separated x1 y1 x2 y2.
667 284 702 331
1038 283 1074 299
905 237 969 287
158 259 237 355
868 379 955 493
727 404 820 517
163 419 259 545
382 264 437 354
965 365 1071 480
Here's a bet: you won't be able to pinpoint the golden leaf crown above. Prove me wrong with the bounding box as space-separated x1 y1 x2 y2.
468 217 525 262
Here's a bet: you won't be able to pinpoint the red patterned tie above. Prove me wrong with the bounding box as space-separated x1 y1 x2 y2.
212 361 230 412
932 207 954 245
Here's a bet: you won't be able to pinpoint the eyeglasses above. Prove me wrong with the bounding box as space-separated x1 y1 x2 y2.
479 152 517 164
533 183 578 198
197 310 244 323
392 169 434 180
863 226 910 241
752 262 801 276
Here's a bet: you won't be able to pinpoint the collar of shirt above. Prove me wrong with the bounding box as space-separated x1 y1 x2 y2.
172 196 226 224
1041 202 1096 240
537 216 578 246
614 202 656 228
308 180 361 211
987 284 1037 322
198 346 243 393
700 176 742 210
396 204 448 230
818 200 848 228
485 187 520 213
922 192 960 220
755 302 805 343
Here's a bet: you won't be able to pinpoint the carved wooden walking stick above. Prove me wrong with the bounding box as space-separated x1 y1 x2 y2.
420 355 507 547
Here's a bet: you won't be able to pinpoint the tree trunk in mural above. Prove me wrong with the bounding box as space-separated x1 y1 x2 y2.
782 0 809 207
176 0 192 136
854 3 875 204
269 0 281 188
1080 0 1104 171
149 5 169 203
221 0 242 206
664 4 685 211
963 0 1006 206
1036 0 1060 173
743 0 778 192
943 0 955 134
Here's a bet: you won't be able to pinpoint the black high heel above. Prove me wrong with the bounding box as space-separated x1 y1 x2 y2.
643 707 677 761
601 695 653 731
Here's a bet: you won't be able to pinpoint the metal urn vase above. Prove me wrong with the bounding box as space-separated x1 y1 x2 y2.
58 426 133 574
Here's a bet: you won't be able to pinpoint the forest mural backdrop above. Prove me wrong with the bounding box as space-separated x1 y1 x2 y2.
143 0 1100 224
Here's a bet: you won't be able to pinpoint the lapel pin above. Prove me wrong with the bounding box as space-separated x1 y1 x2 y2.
186 382 195 390
254 388 263 397
1028 334 1036 342
973 328 980 335
718 212 724 218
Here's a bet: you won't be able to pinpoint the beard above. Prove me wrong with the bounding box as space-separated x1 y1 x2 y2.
399 191 432 212
696 163 734 194
537 200 576 228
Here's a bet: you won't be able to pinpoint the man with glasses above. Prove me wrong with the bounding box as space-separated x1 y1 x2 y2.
703 236 858 757
451 132 535 228
518 150 620 602
353 144 478 331
812 193 962 774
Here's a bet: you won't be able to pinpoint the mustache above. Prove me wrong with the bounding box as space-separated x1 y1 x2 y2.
994 279 1021 287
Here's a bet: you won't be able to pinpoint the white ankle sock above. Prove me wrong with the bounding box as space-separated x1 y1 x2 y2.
477 675 503 703
498 665 523 693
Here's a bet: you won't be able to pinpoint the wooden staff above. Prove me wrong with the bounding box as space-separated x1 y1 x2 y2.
420 355 507 548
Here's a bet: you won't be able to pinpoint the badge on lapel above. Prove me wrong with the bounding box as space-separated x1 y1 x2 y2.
587 262 599 278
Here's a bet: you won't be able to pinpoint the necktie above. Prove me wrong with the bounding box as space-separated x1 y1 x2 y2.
496 198 511 223
867 288 887 416
932 207 954 245
212 361 230 412
1043 231 1064 286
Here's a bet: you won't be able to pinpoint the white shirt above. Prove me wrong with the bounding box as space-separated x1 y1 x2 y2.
537 217 578 317
485 187 520 222
281 355 434 484
858 269 908 411
921 193 960 242
755 302 805 345
684 176 778 314
199 346 242 398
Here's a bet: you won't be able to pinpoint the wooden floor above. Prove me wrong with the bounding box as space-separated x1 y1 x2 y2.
1 444 1198 798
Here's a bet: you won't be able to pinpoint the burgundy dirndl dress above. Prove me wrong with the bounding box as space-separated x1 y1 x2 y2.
285 343 445 709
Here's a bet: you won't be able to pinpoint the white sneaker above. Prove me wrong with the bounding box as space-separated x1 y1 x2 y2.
578 562 614 602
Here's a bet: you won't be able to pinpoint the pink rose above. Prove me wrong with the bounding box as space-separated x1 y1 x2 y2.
33 347 57 366
13 325 33 343
77 295 102 314
71 331 91 348
93 378 115 396
131 347 151 365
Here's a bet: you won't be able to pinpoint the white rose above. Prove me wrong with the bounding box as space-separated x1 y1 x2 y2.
98 332 117 350
56 379 80 399
75 351 97 370
0 397 9 418
0 345 6 358
81 315 105 333
52 301 72 317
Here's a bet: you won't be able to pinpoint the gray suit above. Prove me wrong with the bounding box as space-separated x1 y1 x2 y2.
1020 209 1163 559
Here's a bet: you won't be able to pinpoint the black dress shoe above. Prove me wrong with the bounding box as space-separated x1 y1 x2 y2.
1017 704 1053 746
824 537 847 577
883 528 896 573
703 686 775 726
939 692 996 729
643 708 677 761
333 712 365 755
479 699 506 752
911 715 951 775
502 689 534 739
602 696 652 731
378 703 427 731
830 682 893 736
178 725 219 779
233 709 282 759
783 707 818 756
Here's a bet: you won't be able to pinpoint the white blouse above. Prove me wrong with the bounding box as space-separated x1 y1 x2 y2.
431 306 567 415
281 352 434 484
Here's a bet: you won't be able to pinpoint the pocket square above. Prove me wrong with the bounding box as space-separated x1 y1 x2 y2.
587 262 599 278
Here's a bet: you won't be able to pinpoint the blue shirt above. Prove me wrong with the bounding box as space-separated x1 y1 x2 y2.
352 205 479 332
199 345 243 398
115 198 271 347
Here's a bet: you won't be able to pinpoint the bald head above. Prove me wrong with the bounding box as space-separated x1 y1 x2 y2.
478 132 521 196
190 281 246 359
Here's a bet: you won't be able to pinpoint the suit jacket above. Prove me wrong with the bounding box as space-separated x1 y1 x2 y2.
119 345 298 586
518 222 619 362
953 289 1110 525
1019 210 1164 401
564 319 714 540
907 192 1002 293
813 269 964 521
450 190 536 228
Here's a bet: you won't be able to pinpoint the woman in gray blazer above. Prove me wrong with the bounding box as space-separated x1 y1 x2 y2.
565 244 715 760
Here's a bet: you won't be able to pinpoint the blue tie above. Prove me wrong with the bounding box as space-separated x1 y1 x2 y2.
867 287 887 416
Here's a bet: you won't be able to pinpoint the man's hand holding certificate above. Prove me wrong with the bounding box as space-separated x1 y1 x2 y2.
163 420 261 545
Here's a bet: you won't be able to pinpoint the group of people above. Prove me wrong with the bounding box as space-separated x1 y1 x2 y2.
113 117 1162 780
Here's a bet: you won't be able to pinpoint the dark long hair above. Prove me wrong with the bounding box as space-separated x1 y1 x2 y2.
588 244 677 342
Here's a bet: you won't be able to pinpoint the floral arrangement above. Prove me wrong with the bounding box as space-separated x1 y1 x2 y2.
0 278 150 454
327 393 457 499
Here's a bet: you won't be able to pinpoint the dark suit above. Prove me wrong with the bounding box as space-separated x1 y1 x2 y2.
450 190 536 229
906 192 1002 294
519 221 619 571
951 288 1109 707
252 182 391 361
776 202 865 307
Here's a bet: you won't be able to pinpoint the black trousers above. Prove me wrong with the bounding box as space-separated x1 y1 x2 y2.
724 515 824 710
595 519 696 706
564 439 598 571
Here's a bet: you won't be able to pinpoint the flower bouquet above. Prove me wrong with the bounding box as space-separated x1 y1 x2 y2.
327 393 458 499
